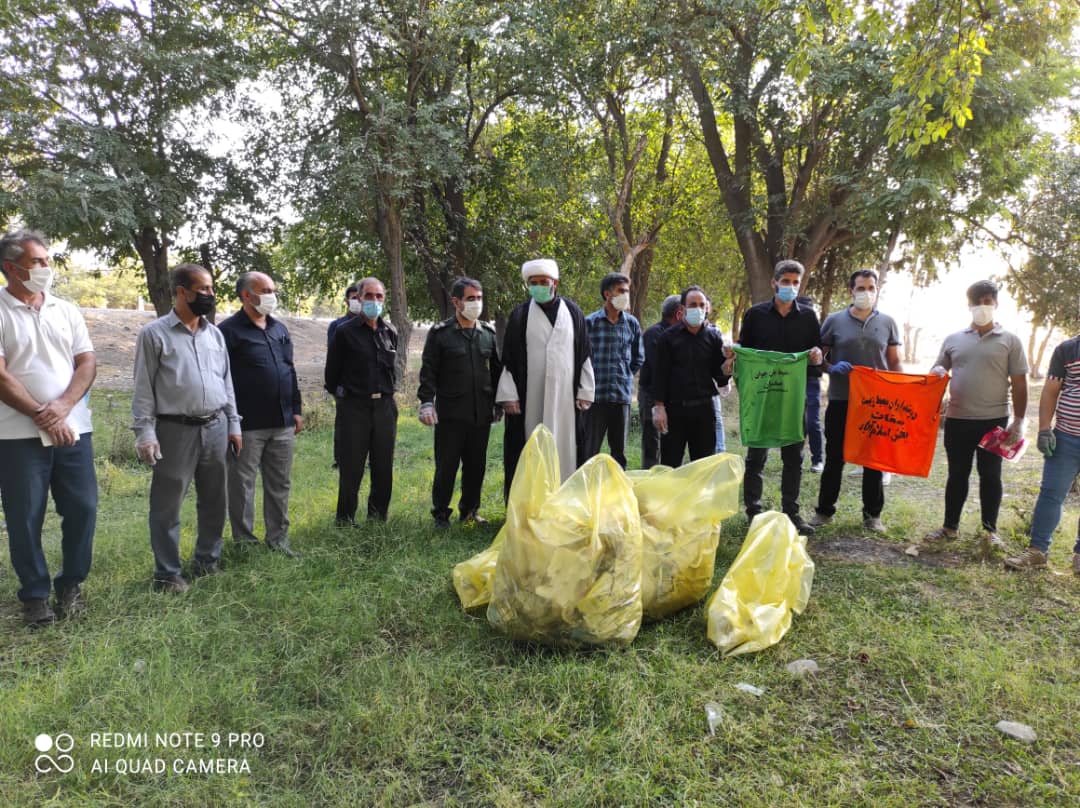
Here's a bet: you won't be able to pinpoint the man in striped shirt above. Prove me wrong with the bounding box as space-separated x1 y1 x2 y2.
1006 335 1080 574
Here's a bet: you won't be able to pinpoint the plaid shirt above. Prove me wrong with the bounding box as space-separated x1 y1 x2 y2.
585 308 644 403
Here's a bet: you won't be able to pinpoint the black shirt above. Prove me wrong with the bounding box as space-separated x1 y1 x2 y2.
739 299 823 377
638 319 670 403
219 309 302 431
325 316 398 398
651 321 730 404
417 317 502 425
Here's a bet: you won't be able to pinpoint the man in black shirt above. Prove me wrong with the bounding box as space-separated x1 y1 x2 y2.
417 277 503 528
325 277 398 524
725 260 823 534
327 282 360 470
651 285 730 467
220 272 303 557
638 294 682 469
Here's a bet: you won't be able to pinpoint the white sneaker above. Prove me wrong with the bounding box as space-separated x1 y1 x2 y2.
810 461 824 473
882 472 893 486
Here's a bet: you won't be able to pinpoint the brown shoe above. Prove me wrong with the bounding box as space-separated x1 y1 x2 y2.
22 597 56 629
1004 546 1047 571
1072 553 1080 576
153 574 191 594
922 527 958 548
55 584 87 618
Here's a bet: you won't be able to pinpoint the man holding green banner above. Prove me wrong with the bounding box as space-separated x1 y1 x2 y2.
724 260 822 535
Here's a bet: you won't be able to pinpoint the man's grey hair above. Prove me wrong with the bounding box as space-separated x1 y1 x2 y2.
660 294 683 322
235 271 265 299
356 276 384 296
0 229 49 266
773 259 804 281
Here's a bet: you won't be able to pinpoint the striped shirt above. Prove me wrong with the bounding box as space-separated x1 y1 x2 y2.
585 308 644 404
1048 336 1080 436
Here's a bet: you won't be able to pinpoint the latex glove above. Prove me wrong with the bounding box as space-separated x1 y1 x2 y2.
137 441 162 466
418 404 438 426
1037 429 1056 457
1006 418 1026 445
808 347 823 366
722 343 735 359
575 399 591 411
652 404 669 435
501 400 521 415
829 361 853 376
930 365 947 378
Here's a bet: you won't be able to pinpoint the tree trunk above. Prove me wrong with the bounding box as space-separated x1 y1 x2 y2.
374 192 411 384
198 242 218 323
408 190 452 320
133 226 172 316
629 248 654 321
1033 324 1054 379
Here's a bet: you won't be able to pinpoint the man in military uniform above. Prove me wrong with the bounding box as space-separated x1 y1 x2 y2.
418 277 503 528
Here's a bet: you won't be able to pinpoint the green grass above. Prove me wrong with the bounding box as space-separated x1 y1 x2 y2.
2 389 1079 806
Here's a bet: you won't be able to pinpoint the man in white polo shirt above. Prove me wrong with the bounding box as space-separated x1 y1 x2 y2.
0 230 97 628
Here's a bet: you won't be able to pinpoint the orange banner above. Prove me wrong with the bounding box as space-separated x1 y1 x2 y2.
843 368 947 477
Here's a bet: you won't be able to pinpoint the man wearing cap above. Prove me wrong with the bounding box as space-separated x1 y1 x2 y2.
496 259 595 496
325 276 398 524
132 263 242 592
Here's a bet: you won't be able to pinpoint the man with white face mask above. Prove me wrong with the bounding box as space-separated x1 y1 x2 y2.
922 281 1027 555
810 269 902 533
219 272 303 557
583 272 644 468
0 230 97 627
417 277 502 528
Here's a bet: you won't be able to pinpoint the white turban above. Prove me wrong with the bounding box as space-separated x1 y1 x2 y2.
521 259 559 283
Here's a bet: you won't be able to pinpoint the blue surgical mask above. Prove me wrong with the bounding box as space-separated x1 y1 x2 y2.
529 284 554 304
776 286 797 303
362 300 383 319
684 307 706 327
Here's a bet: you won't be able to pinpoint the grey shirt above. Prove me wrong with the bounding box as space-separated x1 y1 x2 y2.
820 307 901 401
935 324 1028 419
132 310 241 444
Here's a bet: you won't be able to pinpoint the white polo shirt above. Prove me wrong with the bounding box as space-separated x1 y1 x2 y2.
0 287 94 439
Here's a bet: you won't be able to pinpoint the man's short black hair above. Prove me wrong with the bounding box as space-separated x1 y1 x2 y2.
450 277 482 299
848 269 878 290
773 259 804 281
966 280 999 305
600 272 630 299
344 282 360 300
680 284 706 306
171 263 210 292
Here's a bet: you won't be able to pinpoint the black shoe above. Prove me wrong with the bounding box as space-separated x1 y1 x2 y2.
267 542 300 558
233 536 260 546
788 515 816 536
434 517 451 530
189 560 221 579
54 584 86 619
22 597 56 629
746 509 762 522
335 517 356 528
152 575 191 594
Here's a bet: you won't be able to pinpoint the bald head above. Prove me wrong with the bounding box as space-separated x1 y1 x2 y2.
237 271 278 318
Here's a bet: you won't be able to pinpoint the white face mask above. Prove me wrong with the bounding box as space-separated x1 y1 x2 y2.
348 298 363 315
22 266 53 294
970 304 994 327
852 290 876 310
253 292 278 316
460 300 483 321
610 292 630 312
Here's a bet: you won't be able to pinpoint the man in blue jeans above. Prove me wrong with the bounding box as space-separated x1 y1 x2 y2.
0 230 98 627
1006 334 1080 574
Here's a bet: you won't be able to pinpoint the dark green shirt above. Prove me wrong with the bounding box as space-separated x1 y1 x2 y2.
417 317 502 425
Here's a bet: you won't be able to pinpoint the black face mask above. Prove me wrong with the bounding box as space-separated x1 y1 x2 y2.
188 292 215 317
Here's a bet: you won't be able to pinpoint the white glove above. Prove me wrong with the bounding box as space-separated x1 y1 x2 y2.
137 441 162 466
930 365 947 378
418 404 438 426
652 404 669 435
1006 418 1026 445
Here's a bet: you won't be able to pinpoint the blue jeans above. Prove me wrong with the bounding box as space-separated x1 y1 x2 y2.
805 376 823 464
713 395 726 453
0 435 97 601
1029 428 1080 554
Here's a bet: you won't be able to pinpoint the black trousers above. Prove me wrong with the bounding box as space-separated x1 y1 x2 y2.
816 399 884 519
660 402 715 468
336 396 397 521
585 402 630 468
639 397 660 470
432 418 492 520
943 416 1008 531
744 442 805 518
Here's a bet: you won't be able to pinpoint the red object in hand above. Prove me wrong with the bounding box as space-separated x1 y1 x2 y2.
979 426 1026 461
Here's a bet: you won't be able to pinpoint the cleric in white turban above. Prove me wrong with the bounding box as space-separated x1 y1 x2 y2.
496 259 595 497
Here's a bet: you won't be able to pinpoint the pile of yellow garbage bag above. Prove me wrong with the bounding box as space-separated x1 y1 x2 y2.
452 425 814 652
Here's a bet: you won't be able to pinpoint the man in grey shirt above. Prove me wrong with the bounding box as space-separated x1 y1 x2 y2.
923 280 1028 554
132 264 242 592
810 269 903 533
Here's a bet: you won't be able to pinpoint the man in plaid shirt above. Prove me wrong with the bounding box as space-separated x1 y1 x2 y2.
583 272 644 468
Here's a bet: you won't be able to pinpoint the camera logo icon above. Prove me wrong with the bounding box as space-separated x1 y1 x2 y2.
34 733 75 774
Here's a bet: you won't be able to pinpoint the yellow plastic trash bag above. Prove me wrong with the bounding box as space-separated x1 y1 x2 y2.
486 450 643 648
629 453 745 619
452 424 561 610
706 511 814 656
